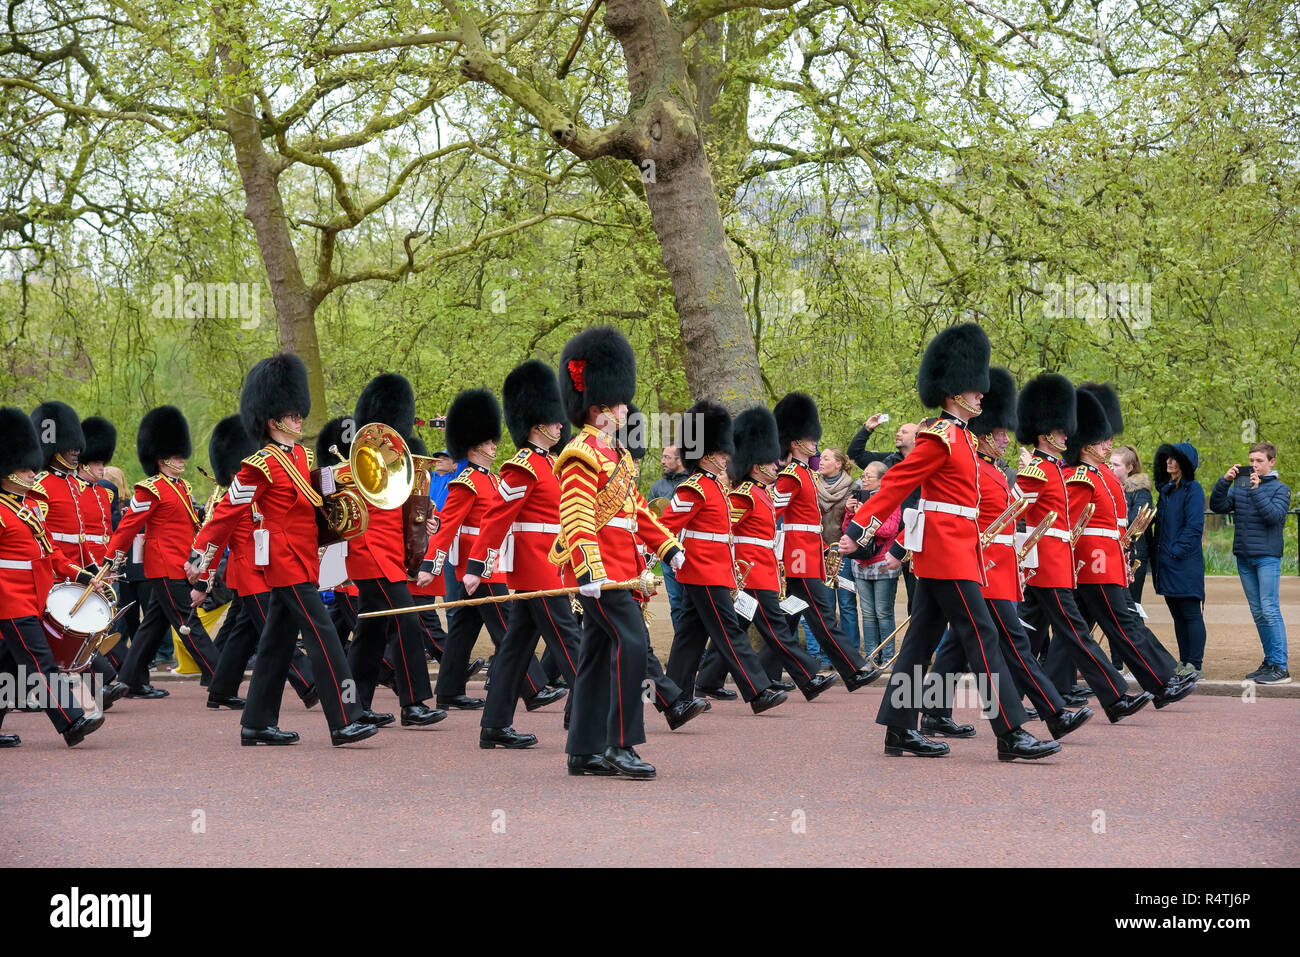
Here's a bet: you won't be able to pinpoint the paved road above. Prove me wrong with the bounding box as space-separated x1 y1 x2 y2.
3 679 1295 867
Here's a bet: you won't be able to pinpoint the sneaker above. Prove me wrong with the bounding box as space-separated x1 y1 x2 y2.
1244 660 1271 682
1254 665 1292 685
1174 662 1194 678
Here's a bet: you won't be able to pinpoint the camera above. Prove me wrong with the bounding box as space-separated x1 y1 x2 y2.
1234 466 1253 487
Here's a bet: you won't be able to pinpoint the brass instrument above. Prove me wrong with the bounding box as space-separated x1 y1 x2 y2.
777 559 787 601
823 546 844 589
403 452 434 575
1068 502 1096 547
313 421 414 547
1016 510 1057 583
731 558 754 600
1119 503 1156 550
647 497 669 518
979 497 1030 548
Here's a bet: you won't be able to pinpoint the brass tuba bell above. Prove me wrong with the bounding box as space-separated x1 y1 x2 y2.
349 422 416 511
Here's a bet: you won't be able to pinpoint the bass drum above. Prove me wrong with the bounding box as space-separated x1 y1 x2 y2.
42 581 115 673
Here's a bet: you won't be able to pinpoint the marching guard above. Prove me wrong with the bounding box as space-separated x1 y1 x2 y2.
187 353 376 747
841 324 1058 760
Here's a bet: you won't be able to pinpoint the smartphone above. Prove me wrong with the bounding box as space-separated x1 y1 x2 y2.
878 413 890 423
1234 467 1253 488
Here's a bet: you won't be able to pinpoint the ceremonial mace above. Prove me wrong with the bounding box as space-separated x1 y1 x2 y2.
358 570 663 620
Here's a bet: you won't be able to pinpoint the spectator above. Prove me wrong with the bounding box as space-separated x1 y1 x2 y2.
428 449 457 510
817 447 860 653
1152 442 1207 679
1108 444 1154 602
1210 442 1292 684
847 416 918 471
847 462 903 665
647 444 690 632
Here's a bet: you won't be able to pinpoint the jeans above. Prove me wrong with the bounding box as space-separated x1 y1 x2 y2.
799 619 825 661
835 572 860 657
855 575 899 663
1164 596 1207 669
1237 556 1288 668
659 561 687 635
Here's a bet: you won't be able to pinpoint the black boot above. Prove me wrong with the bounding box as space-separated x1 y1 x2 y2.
1045 706 1093 740
568 753 618 776
749 687 788 714
845 666 884 691
883 726 949 757
357 709 395 727
125 684 168 699
996 727 1061 761
436 695 485 710
1153 675 1197 710
206 693 246 710
601 746 656 779
663 696 707 731
1104 691 1153 723
697 685 737 700
330 722 380 746
240 726 300 746
524 686 566 711
801 672 839 702
479 726 538 749
62 713 105 748
920 714 976 738
401 703 447 726
0 733 19 748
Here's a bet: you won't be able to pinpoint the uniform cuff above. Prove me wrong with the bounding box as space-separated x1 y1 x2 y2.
465 558 486 578
661 544 683 567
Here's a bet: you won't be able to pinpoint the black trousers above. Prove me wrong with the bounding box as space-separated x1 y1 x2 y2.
783 577 868 682
700 589 826 694
1077 583 1175 694
925 598 1068 721
87 651 118 685
0 617 86 733
348 578 433 709
380 606 446 682
1024 585 1128 707
208 592 315 701
643 619 689 711
242 583 361 732
875 577 1026 735
118 577 223 686
434 580 548 699
482 595 581 728
566 589 647 755
109 577 140 667
667 583 772 703
328 591 358 647
540 645 564 684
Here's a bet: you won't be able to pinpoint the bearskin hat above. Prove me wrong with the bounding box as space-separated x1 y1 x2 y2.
916 322 991 408
727 405 781 485
682 400 734 468
354 373 415 439
1078 381 1123 436
559 326 636 426
241 352 312 446
444 388 501 461
209 415 257 487
316 415 353 465
619 403 648 461
30 400 85 466
1014 373 1077 446
773 392 821 454
137 406 192 477
407 433 429 457
81 416 117 465
503 360 565 448
0 407 44 476
970 367 1017 437
1064 387 1113 465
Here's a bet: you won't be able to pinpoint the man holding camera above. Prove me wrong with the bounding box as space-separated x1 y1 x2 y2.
1210 443 1292 684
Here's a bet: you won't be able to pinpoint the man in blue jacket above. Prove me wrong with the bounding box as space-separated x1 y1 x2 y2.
1210 442 1292 684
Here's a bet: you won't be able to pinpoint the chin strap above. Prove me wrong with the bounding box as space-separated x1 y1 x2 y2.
953 394 980 417
273 417 303 439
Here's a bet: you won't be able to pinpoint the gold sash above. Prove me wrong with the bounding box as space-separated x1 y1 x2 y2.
264 444 324 507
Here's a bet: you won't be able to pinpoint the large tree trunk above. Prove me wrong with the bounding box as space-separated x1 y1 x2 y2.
217 28 327 437
605 0 762 411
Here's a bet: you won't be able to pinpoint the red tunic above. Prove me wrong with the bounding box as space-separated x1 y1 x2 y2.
772 460 826 580
1069 462 1127 587
976 453 1021 602
467 446 564 592
845 415 986 583
728 480 780 592
207 489 268 597
659 469 736 588
0 490 81 617
106 474 201 580
423 464 502 581
78 478 114 567
553 425 680 585
32 467 97 574
345 498 406 584
1016 451 1076 589
193 443 323 589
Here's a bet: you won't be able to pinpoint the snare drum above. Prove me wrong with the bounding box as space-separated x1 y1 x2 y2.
42 581 115 673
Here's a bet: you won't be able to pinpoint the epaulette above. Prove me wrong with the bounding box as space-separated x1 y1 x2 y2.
1018 459 1047 483
679 474 705 498
180 478 194 498
450 467 478 490
135 476 162 498
305 446 316 470
241 449 273 483
30 476 48 498
918 418 954 449
730 480 755 501
554 439 601 474
505 448 537 478
1066 466 1094 487
777 463 800 478
35 500 49 519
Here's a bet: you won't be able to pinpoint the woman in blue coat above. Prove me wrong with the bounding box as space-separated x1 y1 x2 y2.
1152 442 1207 676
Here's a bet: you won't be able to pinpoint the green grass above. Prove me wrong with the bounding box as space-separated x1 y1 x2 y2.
1201 518 1300 576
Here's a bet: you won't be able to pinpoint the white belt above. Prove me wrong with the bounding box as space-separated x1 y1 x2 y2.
460 526 481 536
991 534 1015 546
1118 518 1128 528
607 516 637 532
682 530 731 543
510 522 561 534
920 499 977 520
0 559 33 570
52 532 109 545
1043 528 1072 541
734 536 775 548
782 523 821 534
1079 528 1120 540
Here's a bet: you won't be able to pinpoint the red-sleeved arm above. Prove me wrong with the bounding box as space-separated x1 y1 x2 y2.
422 481 475 575
105 487 156 558
772 472 798 519
192 465 267 578
558 454 603 583
1065 472 1095 521
844 435 947 546
658 482 702 536
633 486 683 564
466 465 535 579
